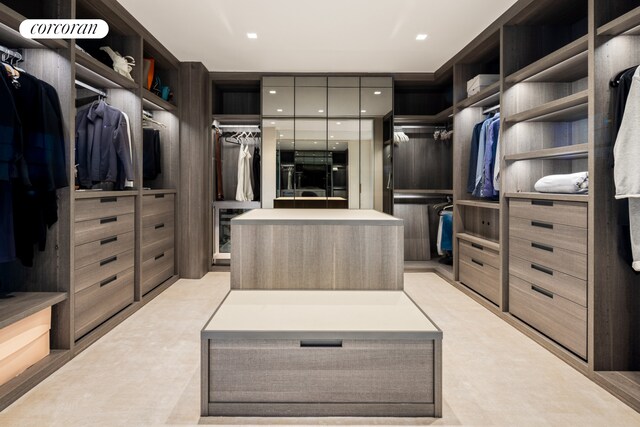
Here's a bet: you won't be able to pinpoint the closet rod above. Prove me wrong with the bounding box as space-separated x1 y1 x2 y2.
483 104 500 115
75 79 107 97
0 45 22 62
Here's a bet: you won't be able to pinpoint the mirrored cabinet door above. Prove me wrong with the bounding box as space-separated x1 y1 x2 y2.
263 76 294 116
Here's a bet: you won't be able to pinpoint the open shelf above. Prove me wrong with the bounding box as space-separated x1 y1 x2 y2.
456 199 500 210
142 89 176 112
505 36 588 84
395 106 454 125
457 232 500 252
75 50 139 90
0 292 67 330
505 90 588 124
505 192 589 202
0 4 68 50
213 114 261 124
597 6 640 36
505 143 589 161
457 82 501 109
394 189 453 195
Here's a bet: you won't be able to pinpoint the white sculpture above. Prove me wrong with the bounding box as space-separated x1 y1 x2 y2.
99 46 135 81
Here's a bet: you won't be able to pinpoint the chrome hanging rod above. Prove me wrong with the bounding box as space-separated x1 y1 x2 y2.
0 45 22 62
75 79 107 97
483 104 500 115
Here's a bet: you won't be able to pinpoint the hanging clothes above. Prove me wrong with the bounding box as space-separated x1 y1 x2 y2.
466 122 483 193
252 145 261 201
214 130 224 200
235 144 254 202
613 66 640 272
467 113 500 199
142 127 161 180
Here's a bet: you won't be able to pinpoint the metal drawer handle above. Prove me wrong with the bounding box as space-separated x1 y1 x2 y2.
532 242 554 252
471 258 484 267
100 197 117 203
155 253 165 261
531 200 553 207
471 243 484 251
155 223 165 230
100 236 118 245
100 275 118 287
531 221 553 230
155 194 165 199
300 340 343 348
100 255 117 266
531 263 554 276
100 216 117 224
531 285 554 299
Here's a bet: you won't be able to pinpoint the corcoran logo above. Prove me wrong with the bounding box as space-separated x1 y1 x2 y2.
19 19 109 39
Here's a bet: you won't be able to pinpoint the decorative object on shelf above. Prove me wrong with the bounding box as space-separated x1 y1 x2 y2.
143 57 154 89
151 76 172 101
467 74 499 97
99 46 135 81
534 171 588 194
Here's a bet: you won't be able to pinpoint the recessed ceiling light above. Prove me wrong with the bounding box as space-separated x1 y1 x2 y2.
336 122 341 125
318 109 324 113
336 142 340 145
269 90 277 94
277 108 283 112
330 135 334 138
374 91 381 95
270 121 275 125
247 33 258 39
314 141 318 144
361 110 367 113
280 134 284 137
416 34 428 41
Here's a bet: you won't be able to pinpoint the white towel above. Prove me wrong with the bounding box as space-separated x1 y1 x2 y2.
534 172 588 194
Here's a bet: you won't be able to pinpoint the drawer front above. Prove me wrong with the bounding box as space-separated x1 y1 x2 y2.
510 236 586 281
75 213 134 246
142 235 174 262
142 194 174 218
510 198 587 228
209 339 434 404
74 267 134 340
509 275 587 359
509 216 587 254
75 249 135 294
459 240 499 269
75 196 134 222
142 218 174 247
142 210 175 229
459 256 500 305
141 248 174 295
510 256 586 307
75 231 134 270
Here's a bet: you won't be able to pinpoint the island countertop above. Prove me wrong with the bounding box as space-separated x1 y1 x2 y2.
231 208 402 226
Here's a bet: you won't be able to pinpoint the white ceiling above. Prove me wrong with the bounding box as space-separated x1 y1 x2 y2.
116 0 518 73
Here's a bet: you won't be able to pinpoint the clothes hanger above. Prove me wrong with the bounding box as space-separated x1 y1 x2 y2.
610 65 639 88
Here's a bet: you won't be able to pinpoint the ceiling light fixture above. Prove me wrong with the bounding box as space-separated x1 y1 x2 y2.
269 90 277 94
277 108 283 112
270 121 275 125
318 109 324 113
416 34 428 41
361 110 367 113
314 141 318 144
374 91 381 95
336 122 341 125
247 33 258 39
330 136 334 138
280 134 284 137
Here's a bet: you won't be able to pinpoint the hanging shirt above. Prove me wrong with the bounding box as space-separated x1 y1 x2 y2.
466 122 483 193
481 115 500 198
236 144 254 201
252 145 261 201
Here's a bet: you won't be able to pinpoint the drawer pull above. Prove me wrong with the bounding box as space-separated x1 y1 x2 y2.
531 200 554 207
100 236 118 245
100 216 117 224
532 242 554 252
300 340 343 348
531 285 554 299
531 221 553 230
155 253 165 261
471 259 484 267
100 197 117 203
100 275 117 287
471 243 484 251
155 223 165 230
531 263 554 276
100 255 117 266
154 194 165 199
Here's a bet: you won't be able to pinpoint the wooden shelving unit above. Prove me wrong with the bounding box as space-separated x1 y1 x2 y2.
142 89 176 112
457 232 500 252
75 50 139 90
505 90 588 123
0 293 67 330
394 189 453 195
456 199 501 210
597 6 640 36
504 143 589 161
457 82 500 109
505 192 589 202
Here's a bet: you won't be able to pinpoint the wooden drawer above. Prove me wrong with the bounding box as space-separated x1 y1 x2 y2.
75 213 134 246
509 275 587 359
209 339 434 404
459 255 500 306
510 236 586 281
74 267 134 340
75 196 134 222
75 249 135 294
142 214 174 243
510 256 587 307
142 210 175 229
459 239 499 269
510 198 587 228
142 194 174 218
75 231 134 270
509 216 587 254
142 234 174 262
141 248 174 296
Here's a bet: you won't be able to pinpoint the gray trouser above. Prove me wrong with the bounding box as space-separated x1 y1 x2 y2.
630 198 640 272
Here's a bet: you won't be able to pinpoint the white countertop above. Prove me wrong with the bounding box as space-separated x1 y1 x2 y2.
231 208 402 225
275 197 347 201
203 290 440 340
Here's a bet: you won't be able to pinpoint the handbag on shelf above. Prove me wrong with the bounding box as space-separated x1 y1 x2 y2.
151 76 173 101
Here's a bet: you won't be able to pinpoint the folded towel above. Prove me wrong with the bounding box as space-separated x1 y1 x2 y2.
534 171 588 194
